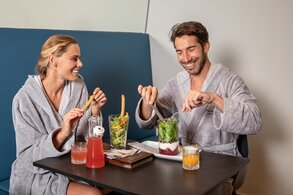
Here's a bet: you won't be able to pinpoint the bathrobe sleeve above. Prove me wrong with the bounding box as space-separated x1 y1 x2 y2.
213 73 262 134
11 76 89 175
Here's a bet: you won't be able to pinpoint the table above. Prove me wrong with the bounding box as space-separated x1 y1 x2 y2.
33 150 249 195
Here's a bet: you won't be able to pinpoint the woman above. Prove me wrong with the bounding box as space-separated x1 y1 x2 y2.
10 35 106 195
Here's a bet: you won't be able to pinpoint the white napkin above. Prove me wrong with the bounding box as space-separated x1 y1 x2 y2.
104 148 140 159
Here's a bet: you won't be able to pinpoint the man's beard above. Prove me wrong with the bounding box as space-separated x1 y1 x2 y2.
181 53 207 76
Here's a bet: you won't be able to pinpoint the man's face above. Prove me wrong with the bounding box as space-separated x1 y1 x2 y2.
174 35 209 76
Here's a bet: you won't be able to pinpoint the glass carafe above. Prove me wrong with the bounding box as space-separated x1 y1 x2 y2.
86 116 105 168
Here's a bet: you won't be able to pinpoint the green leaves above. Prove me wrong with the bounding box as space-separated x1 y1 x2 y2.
110 115 128 147
158 118 178 143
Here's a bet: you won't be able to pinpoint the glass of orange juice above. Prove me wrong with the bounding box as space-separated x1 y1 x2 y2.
182 145 201 170
71 142 87 164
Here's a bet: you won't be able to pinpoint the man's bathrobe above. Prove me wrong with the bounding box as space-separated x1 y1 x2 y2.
10 75 91 195
136 63 262 156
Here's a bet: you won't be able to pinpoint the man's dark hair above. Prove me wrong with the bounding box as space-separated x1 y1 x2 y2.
170 21 209 48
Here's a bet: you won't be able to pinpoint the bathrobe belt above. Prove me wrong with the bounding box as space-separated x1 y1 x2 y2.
201 141 237 152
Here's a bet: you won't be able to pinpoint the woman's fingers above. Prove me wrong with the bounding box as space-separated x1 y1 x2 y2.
92 87 107 107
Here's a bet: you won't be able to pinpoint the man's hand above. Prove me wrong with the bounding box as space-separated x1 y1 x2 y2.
137 84 158 120
137 85 158 105
182 90 223 112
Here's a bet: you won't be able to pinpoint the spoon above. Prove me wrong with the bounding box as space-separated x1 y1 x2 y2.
171 112 179 119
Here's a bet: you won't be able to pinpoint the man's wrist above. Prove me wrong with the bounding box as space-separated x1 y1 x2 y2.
211 93 224 112
140 99 153 120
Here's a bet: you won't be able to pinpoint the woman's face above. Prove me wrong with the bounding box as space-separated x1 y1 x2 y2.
53 43 83 81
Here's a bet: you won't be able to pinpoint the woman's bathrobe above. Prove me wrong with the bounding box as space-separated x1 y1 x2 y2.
136 63 262 156
10 75 91 195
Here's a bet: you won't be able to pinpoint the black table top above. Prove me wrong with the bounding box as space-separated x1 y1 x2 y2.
33 151 249 195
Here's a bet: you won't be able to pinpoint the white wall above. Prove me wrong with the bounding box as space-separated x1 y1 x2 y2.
0 0 148 32
147 0 293 194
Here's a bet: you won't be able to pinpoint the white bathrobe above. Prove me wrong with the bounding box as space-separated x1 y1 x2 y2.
10 75 91 195
136 63 262 156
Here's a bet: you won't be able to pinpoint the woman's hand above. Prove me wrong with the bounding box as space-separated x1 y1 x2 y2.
91 87 107 116
62 108 84 134
53 108 84 149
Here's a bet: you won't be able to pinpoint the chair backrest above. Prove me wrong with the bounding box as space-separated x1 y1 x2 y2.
237 135 248 157
232 134 249 192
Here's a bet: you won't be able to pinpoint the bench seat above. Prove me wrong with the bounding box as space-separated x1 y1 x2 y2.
0 28 155 192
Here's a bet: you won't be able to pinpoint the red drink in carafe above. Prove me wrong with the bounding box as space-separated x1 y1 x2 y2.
86 116 105 168
86 136 105 168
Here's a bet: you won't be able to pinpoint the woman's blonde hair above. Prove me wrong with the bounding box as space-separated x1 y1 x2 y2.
36 34 78 79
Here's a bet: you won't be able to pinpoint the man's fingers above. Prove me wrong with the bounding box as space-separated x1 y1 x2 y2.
149 87 157 104
145 86 153 103
137 85 143 95
138 85 157 105
182 102 191 112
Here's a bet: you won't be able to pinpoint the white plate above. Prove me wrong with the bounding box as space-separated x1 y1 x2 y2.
141 140 182 161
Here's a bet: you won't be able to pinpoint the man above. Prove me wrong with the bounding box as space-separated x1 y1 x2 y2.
135 21 262 157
